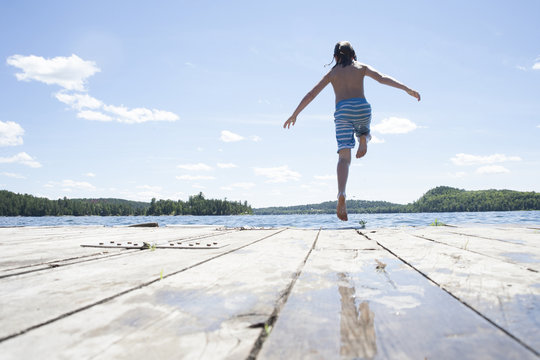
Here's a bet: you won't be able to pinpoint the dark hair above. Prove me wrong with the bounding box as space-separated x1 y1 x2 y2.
332 41 357 68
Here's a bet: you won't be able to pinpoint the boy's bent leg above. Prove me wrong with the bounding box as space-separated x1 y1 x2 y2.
337 149 351 221
356 134 370 159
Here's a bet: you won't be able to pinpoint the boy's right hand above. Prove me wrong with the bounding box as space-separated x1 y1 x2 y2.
283 116 297 129
407 89 421 101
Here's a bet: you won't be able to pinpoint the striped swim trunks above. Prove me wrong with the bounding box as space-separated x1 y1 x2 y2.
334 97 372 152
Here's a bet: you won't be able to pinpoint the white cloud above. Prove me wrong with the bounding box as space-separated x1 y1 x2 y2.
137 185 162 192
220 130 244 142
44 179 96 192
77 110 113 122
0 121 24 146
56 92 178 123
7 54 100 91
135 185 163 199
371 117 418 134
176 175 215 180
451 153 522 166
60 179 96 191
476 165 510 174
102 104 179 124
177 163 212 171
85 172 96 177
450 171 467 178
1 172 26 179
533 62 540 70
70 102 178 124
223 182 256 190
516 65 527 71
55 91 102 110
250 135 262 142
8 54 179 125
370 135 385 144
217 163 238 169
314 174 335 180
254 165 301 183
0 152 41 168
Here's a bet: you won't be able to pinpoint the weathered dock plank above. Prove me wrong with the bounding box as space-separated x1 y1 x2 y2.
0 225 104 242
443 225 540 248
365 227 540 355
0 228 276 341
0 226 229 277
258 229 537 360
0 228 318 359
406 226 540 271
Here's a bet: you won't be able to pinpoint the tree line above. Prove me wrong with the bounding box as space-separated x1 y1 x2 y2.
1 187 538 217
253 186 540 214
254 199 403 215
147 193 252 216
404 186 539 213
0 190 252 216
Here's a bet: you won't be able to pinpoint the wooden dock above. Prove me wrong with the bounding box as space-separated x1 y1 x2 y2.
0 224 539 359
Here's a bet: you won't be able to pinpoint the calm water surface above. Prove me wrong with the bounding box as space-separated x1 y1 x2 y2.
1 211 538 229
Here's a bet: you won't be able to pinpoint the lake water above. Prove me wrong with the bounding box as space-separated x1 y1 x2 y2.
1 211 539 229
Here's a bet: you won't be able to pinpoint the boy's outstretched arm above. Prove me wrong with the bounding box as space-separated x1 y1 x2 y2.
284 73 331 129
365 65 421 101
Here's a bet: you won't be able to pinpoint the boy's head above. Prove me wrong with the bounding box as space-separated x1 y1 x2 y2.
333 41 357 67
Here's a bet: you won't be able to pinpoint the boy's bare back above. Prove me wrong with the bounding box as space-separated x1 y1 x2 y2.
328 62 368 104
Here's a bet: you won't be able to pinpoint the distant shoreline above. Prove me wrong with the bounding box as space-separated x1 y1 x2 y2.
1 186 539 217
2 208 539 218
254 186 539 215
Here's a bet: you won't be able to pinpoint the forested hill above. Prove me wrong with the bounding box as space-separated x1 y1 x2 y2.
408 186 539 212
0 191 252 216
253 186 540 214
254 199 403 215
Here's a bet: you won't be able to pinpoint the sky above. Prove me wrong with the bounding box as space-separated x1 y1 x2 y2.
0 1 539 208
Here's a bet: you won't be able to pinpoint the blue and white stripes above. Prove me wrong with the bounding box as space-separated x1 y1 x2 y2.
334 97 371 152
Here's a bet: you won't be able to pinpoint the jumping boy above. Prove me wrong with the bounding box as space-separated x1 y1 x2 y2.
283 41 421 221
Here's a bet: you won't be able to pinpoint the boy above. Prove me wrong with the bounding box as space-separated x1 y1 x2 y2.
284 41 420 221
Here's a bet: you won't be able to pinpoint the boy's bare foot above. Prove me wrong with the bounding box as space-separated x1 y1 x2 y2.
337 194 348 221
356 135 368 158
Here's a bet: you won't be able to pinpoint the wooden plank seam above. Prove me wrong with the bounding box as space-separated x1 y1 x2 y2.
0 250 140 280
0 228 288 344
357 230 540 358
411 234 539 273
444 229 539 248
247 227 322 360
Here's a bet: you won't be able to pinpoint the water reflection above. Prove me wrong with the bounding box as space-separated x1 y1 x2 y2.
338 272 377 359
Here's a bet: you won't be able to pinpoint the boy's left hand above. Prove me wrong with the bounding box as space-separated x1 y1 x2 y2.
283 116 296 129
